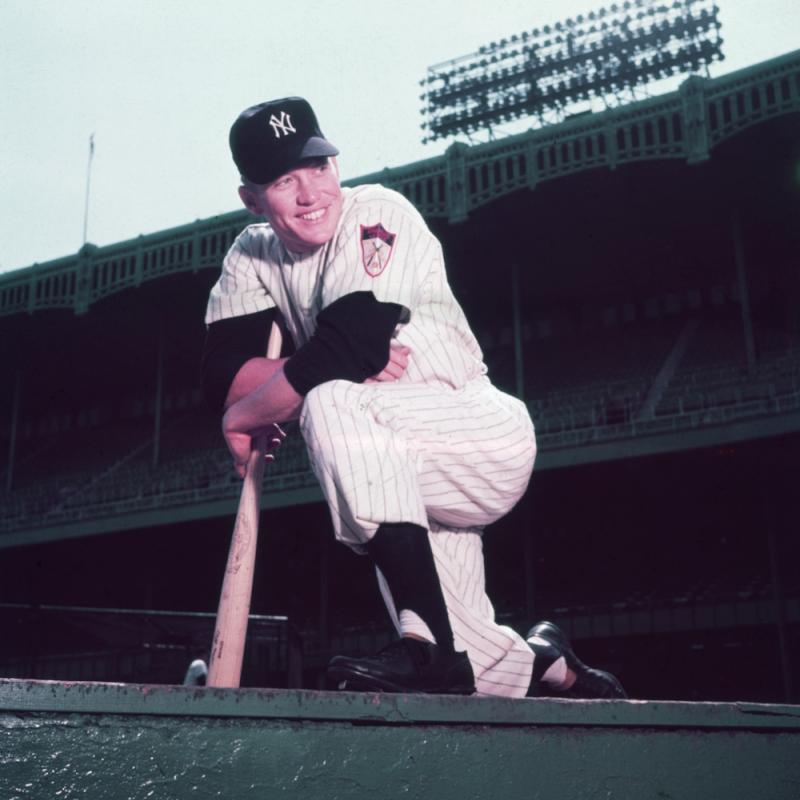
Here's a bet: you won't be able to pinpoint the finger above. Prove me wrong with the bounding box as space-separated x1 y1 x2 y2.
390 347 409 364
388 352 410 374
263 426 286 444
384 362 404 379
388 346 409 363
389 355 408 372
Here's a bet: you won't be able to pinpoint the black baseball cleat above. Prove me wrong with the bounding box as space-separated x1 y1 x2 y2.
526 621 627 699
327 638 476 695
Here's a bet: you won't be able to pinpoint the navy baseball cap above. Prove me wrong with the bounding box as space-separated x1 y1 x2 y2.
230 97 339 184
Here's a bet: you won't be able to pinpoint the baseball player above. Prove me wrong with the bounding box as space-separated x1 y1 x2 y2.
202 97 626 699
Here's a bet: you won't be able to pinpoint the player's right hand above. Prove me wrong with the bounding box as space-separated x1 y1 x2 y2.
366 343 411 383
223 416 285 478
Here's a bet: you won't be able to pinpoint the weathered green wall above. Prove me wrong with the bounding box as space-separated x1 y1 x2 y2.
2 679 799 799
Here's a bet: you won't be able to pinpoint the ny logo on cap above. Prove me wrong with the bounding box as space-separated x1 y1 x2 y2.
268 111 296 138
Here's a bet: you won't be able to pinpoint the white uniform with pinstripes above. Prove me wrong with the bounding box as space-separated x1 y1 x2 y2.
206 184 537 697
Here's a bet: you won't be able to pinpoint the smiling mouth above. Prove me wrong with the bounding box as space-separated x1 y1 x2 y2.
299 208 327 222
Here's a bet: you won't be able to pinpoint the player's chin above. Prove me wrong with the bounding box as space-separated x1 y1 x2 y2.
291 225 337 250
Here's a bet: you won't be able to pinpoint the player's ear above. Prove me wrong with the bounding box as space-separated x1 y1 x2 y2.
238 185 263 216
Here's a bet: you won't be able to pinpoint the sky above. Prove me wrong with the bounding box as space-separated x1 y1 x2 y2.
1 0 798 274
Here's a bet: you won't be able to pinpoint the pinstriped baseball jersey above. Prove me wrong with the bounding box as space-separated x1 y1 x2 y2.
206 185 486 391
206 182 538 697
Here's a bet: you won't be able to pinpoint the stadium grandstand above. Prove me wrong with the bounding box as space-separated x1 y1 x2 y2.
1 49 798 702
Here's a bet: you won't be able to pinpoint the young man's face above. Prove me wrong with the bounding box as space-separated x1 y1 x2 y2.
240 158 343 254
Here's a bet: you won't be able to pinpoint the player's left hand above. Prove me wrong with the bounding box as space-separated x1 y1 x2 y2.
366 343 411 383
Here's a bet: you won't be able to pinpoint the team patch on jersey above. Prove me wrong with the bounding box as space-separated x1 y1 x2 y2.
360 223 397 277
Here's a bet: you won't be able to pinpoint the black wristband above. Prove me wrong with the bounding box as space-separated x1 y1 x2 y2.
284 291 409 396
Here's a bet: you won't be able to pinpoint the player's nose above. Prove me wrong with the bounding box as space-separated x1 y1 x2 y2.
295 175 319 206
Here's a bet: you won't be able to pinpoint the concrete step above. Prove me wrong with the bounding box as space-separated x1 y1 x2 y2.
1 678 799 799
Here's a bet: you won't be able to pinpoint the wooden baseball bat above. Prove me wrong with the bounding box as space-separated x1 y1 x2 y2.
207 320 283 688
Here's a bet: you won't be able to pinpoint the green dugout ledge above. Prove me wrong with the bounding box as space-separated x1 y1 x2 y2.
1 679 799 799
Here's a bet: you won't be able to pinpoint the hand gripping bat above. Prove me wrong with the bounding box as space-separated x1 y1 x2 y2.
207 320 283 688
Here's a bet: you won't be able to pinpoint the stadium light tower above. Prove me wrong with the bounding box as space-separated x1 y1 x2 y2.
419 0 724 143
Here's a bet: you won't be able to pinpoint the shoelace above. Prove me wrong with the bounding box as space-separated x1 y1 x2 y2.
373 640 413 662
374 638 433 668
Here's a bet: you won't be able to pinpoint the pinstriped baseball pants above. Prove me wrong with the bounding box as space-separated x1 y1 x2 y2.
299 377 537 697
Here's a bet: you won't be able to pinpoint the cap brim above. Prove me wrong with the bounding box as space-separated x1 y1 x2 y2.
299 136 339 159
